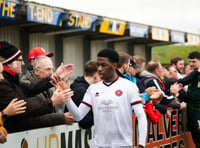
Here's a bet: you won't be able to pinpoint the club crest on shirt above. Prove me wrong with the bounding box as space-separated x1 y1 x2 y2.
95 92 99 97
115 89 123 96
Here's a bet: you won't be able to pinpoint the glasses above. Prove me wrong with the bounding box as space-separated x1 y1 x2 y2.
16 59 24 63
37 67 54 72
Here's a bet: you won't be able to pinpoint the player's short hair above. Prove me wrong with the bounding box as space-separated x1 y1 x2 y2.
84 60 98 76
170 57 183 65
97 48 119 63
188 51 200 60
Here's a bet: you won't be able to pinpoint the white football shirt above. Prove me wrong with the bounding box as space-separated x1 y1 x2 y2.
82 77 142 147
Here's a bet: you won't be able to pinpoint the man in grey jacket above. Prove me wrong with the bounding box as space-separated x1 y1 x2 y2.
0 41 74 133
21 55 74 125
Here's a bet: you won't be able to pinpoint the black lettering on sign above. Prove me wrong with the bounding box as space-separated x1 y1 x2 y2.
171 141 177 148
156 121 163 141
171 110 177 137
147 122 155 143
163 114 170 138
178 110 184 135
68 131 72 148
61 133 66 148
85 128 92 148
178 139 184 148
163 143 170 148
134 118 138 146
75 129 82 148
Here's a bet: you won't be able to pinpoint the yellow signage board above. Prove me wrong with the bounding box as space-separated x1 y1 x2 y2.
152 27 169 41
187 34 200 45
99 18 126 35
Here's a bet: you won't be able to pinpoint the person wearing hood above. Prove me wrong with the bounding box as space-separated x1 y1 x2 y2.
140 60 182 116
65 60 100 129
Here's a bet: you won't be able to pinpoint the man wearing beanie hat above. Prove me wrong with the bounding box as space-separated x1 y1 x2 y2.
0 58 26 143
0 41 74 133
65 48 147 148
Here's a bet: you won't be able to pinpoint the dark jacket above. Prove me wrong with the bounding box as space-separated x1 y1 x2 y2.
139 70 173 114
20 70 65 120
21 70 54 103
140 70 176 105
164 70 200 103
0 68 65 133
65 76 94 129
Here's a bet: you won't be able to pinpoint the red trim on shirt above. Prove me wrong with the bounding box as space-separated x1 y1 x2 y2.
3 67 15 76
131 100 142 105
159 79 166 91
82 101 92 107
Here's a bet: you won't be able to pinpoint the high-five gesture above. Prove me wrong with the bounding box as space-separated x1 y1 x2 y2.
55 63 74 79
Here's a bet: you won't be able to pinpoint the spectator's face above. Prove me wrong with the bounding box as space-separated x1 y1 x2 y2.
168 67 178 80
176 60 184 73
35 59 54 79
189 58 200 69
0 61 3 81
10 56 25 75
155 63 163 79
185 64 194 75
97 57 117 82
127 66 136 76
93 72 101 83
124 59 130 74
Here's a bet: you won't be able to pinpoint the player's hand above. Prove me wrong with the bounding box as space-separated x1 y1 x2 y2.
51 89 73 106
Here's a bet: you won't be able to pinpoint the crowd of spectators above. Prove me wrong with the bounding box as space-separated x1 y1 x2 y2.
0 41 200 147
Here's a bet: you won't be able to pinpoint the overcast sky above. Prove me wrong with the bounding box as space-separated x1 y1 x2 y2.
28 0 200 34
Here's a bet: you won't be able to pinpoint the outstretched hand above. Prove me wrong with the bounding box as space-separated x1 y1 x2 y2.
150 90 163 101
145 87 157 96
55 63 74 79
0 129 7 143
55 78 69 91
3 98 27 116
170 82 183 97
51 88 73 106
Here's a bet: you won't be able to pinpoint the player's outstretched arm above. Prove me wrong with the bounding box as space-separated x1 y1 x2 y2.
65 99 90 121
132 103 147 147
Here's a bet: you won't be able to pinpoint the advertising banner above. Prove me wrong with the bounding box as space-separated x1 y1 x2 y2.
171 31 185 43
99 18 126 35
65 13 97 31
129 23 149 38
2 123 94 148
133 109 195 148
187 34 200 45
0 0 18 20
152 27 169 41
27 3 63 26
1 110 195 148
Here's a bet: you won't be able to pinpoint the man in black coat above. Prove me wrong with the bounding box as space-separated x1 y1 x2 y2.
0 41 74 133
